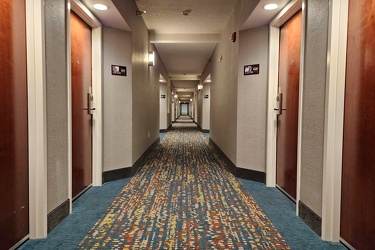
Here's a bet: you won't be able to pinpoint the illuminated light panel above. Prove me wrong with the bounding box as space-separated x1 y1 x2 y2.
93 4 108 10
264 3 278 10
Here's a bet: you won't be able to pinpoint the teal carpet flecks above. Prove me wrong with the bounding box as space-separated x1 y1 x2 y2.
78 117 289 249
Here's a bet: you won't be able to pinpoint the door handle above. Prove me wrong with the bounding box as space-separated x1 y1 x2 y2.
83 92 95 115
275 92 286 116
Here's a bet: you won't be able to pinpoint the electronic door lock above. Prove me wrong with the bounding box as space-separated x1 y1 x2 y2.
275 92 285 116
84 91 95 115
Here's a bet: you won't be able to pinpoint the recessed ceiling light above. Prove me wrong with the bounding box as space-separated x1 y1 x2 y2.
93 4 108 10
264 3 278 10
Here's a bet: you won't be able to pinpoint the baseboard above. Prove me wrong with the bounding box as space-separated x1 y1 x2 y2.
236 167 266 184
209 138 236 175
196 123 210 133
298 201 322 236
132 138 160 174
47 199 70 233
102 167 133 183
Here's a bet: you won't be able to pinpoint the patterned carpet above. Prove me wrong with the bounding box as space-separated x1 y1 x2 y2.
79 116 289 249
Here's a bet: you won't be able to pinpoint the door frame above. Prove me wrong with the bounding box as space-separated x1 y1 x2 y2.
26 0 48 239
266 0 304 209
321 0 348 242
26 0 103 239
69 0 103 209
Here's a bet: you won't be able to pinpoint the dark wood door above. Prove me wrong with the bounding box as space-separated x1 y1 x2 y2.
341 1 375 248
0 0 29 248
276 10 302 199
71 11 92 198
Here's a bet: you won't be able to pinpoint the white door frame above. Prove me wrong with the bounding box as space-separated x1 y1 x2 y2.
321 0 349 242
265 0 304 211
26 0 48 239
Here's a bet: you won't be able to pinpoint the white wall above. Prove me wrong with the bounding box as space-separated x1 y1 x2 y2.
237 25 269 172
102 26 132 171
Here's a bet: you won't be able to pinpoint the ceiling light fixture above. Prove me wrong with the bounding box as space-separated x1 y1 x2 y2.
136 10 146 16
264 3 278 10
93 4 108 10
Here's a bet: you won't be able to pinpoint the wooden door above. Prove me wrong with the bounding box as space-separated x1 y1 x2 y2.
341 0 375 248
0 0 29 248
70 11 92 198
276 10 302 199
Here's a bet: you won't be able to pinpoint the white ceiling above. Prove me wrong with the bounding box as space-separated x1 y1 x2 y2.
81 0 130 31
83 0 291 100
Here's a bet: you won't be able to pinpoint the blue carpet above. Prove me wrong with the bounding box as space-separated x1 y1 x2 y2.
19 178 129 249
160 132 167 140
239 179 346 250
203 132 210 140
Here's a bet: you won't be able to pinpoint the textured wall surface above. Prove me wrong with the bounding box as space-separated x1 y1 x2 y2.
202 0 259 165
103 26 132 171
112 0 169 164
45 0 69 213
202 83 210 130
300 0 329 217
237 26 269 172
159 82 168 129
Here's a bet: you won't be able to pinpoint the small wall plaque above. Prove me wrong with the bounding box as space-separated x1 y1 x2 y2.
244 64 259 75
161 95 166 98
112 65 127 76
204 95 209 99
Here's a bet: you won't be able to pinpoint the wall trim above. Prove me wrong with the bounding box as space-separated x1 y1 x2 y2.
209 139 266 183
299 201 322 236
209 138 236 175
266 0 303 216
103 167 133 183
236 168 266 184
26 0 48 239
197 124 210 133
132 138 160 174
47 199 70 233
321 0 349 242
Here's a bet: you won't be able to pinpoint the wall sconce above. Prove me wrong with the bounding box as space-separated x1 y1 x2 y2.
198 84 203 91
148 51 155 66
174 94 178 99
190 98 193 101
136 10 146 16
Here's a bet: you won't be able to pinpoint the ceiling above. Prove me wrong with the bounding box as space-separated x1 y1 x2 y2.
82 0 291 101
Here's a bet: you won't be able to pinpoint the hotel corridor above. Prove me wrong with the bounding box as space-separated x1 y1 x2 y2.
20 116 344 249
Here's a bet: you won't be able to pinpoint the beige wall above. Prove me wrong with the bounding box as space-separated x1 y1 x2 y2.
45 0 69 213
102 26 132 171
159 81 168 130
237 26 269 172
202 0 259 165
300 0 330 217
112 0 169 163
202 83 211 130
